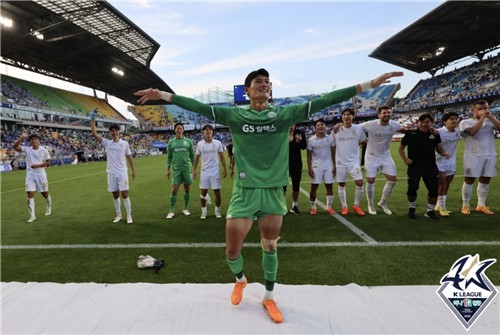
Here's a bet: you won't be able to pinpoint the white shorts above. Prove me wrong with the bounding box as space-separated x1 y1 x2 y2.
311 168 335 184
199 173 221 190
463 156 497 178
26 174 49 192
437 162 456 176
108 172 129 192
336 164 363 183
365 156 397 178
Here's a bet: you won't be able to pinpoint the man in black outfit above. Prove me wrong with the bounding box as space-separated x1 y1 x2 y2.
285 124 307 214
399 114 448 219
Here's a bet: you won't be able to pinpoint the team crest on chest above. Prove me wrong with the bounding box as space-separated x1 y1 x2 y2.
267 111 277 119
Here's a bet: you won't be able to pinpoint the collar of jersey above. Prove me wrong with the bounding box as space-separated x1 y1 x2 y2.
244 104 274 113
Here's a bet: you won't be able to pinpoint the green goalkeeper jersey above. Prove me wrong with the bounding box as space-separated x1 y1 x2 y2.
167 137 195 171
172 86 356 188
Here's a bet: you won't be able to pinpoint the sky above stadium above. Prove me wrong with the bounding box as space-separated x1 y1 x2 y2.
3 0 453 119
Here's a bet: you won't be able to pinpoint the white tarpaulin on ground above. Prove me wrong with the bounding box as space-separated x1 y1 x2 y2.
2 282 499 334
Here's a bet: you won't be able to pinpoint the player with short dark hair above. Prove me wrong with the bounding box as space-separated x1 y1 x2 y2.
193 124 227 219
165 122 195 219
91 113 135 224
13 130 52 223
459 100 500 215
435 112 460 216
135 69 403 323
399 113 448 220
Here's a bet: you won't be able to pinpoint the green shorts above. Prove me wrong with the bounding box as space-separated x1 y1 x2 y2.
172 169 193 185
226 185 287 220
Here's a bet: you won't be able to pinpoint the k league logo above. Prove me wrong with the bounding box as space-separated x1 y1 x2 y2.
436 254 498 330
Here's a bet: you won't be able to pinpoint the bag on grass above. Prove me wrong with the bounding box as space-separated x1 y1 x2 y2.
137 255 165 272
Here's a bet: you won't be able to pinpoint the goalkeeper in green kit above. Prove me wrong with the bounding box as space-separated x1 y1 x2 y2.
135 69 403 323
165 122 195 219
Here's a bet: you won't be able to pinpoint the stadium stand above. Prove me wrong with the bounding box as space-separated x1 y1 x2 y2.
1 75 125 120
397 53 500 112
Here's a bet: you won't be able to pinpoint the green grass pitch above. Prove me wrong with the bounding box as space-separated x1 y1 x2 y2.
1 141 499 285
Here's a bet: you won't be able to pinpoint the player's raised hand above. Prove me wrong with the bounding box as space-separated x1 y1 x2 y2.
371 72 404 88
21 129 30 138
134 88 162 104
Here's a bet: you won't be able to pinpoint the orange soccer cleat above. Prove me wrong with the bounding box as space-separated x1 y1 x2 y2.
262 299 283 323
231 278 247 305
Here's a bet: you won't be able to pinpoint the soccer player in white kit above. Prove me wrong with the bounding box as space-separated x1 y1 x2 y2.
459 100 500 215
435 112 460 216
193 124 227 219
13 131 52 223
91 114 136 223
361 106 405 215
307 119 336 215
332 108 367 216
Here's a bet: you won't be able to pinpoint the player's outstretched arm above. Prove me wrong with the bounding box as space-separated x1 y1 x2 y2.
356 72 404 94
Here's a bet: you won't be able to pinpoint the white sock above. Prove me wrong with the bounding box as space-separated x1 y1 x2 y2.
113 198 121 216
215 206 221 213
201 207 207 214
311 199 316 209
28 198 35 217
338 186 347 208
326 195 334 208
46 195 52 208
427 203 435 212
438 195 446 209
354 185 364 206
477 183 489 207
381 181 395 203
462 182 473 207
366 183 375 206
292 201 297 207
264 290 274 300
123 197 131 216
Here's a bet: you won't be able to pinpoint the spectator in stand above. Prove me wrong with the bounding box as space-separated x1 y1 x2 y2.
134 69 403 323
331 108 366 216
435 112 461 216
286 124 307 215
193 124 227 219
91 111 136 224
459 100 500 215
361 106 406 215
399 113 449 220
13 130 52 223
307 119 336 215
165 123 195 219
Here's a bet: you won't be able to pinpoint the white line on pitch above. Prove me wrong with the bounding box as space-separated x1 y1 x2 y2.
1 240 499 250
298 187 377 244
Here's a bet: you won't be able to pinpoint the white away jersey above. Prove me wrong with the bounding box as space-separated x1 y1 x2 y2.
332 124 366 166
459 118 497 157
435 126 460 164
361 119 402 158
22 146 51 176
101 138 132 174
307 134 335 170
196 139 224 175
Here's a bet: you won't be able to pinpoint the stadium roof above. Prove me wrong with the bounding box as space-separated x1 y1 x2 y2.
369 1 500 75
0 0 174 105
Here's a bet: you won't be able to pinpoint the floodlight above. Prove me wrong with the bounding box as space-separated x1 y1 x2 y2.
0 16 13 28
111 67 124 76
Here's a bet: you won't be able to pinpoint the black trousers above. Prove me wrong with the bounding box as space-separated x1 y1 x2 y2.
407 164 439 198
